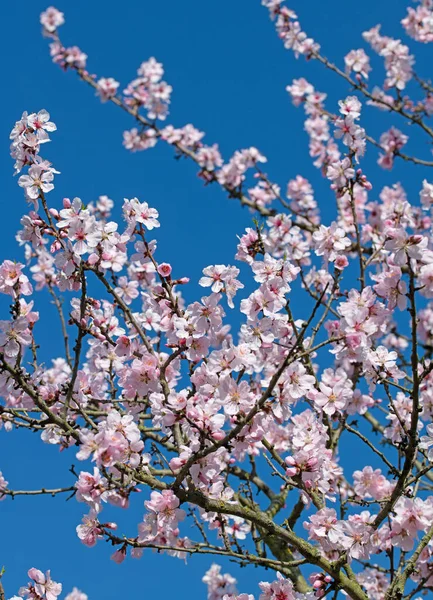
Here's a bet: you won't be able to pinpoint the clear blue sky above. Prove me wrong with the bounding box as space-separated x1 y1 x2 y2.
1 0 432 598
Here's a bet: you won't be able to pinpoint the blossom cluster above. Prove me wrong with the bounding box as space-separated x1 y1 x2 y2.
8 568 86 600
4 3 433 600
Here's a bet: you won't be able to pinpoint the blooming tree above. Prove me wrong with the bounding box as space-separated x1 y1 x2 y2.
6 2 433 599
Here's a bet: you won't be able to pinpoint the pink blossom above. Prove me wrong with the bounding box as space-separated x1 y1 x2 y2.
65 589 88 600
0 471 8 500
27 110 57 143
258 572 296 600
26 568 62 600
96 77 120 102
200 265 244 308
344 49 371 80
123 127 158 151
124 57 172 120
40 7 64 33
18 164 56 200
313 222 351 262
339 520 374 561
203 564 237 600
309 379 351 416
326 158 355 187
123 197 160 230
353 466 394 500
402 4 433 43
0 317 32 357
157 262 172 278
76 509 104 547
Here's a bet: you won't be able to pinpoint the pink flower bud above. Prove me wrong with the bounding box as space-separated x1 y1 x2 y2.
409 234 423 244
335 255 349 270
157 263 172 278
88 253 99 265
170 457 185 471
111 548 126 564
28 568 45 584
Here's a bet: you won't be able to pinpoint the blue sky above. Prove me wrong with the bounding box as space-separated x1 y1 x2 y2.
1 0 433 598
